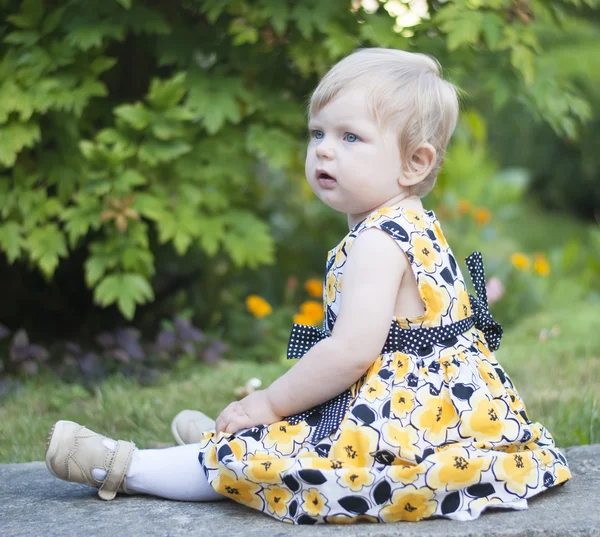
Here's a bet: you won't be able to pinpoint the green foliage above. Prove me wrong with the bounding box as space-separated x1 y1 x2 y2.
0 0 596 323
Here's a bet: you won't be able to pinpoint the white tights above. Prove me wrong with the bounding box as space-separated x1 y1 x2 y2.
92 439 225 502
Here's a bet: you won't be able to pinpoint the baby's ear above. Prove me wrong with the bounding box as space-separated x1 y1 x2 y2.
399 143 436 187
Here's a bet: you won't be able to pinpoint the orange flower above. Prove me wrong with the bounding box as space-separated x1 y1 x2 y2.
457 199 472 215
510 253 530 271
294 313 315 325
304 278 322 297
245 295 272 318
300 300 323 320
473 207 491 226
533 253 551 276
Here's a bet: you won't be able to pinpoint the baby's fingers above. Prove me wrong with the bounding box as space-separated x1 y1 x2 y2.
224 415 250 435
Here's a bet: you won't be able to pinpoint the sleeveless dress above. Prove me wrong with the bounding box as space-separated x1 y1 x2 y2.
197 205 571 524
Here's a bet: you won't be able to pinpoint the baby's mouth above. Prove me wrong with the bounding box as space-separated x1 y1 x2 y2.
317 172 336 181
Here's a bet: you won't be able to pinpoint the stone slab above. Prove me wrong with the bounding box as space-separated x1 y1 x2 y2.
0 445 599 537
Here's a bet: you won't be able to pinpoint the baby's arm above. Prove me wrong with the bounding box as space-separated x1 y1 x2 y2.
266 228 409 417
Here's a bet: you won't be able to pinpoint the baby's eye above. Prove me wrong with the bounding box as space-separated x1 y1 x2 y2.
311 130 324 140
344 133 359 143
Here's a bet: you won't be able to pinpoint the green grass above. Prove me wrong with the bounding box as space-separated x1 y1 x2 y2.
1 302 598 464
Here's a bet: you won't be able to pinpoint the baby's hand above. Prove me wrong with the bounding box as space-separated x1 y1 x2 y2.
215 390 283 435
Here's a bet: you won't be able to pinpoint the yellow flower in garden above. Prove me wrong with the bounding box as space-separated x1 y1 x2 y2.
300 300 324 323
510 253 530 271
533 253 551 276
457 199 472 215
473 207 491 226
264 485 293 517
304 278 323 297
293 313 314 325
381 487 436 522
302 488 330 517
245 294 272 318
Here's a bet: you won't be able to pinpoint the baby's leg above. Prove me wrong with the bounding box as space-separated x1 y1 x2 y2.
94 439 225 502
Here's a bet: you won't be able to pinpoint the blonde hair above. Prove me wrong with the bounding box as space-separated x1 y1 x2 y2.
308 48 461 197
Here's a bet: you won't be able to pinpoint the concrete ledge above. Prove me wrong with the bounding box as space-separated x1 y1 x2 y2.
1 445 599 537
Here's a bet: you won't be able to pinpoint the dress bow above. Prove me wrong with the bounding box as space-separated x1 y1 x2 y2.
464 251 503 351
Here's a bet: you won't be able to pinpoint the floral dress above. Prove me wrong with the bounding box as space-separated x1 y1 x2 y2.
197 205 571 524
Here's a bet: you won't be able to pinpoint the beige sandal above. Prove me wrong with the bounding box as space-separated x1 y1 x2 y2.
45 420 136 500
170 409 216 445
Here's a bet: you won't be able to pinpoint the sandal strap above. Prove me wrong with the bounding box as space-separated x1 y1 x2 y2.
98 440 135 500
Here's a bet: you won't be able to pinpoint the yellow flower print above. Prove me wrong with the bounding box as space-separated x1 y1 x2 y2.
337 467 375 492
450 280 471 322
381 486 436 522
390 352 412 382
404 209 429 231
214 468 262 509
459 392 519 443
493 451 539 496
334 244 346 269
426 447 492 491
381 421 419 460
363 376 388 402
411 388 459 445
476 357 505 396
263 422 311 456
438 352 460 381
555 464 572 485
388 462 426 485
303 456 347 471
302 488 330 517
243 453 294 484
432 220 448 250
332 420 379 467
535 449 553 469
390 387 415 418
325 270 339 305
417 275 451 326
412 235 441 272
264 486 292 518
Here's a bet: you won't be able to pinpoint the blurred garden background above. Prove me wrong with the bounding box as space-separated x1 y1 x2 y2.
0 0 599 462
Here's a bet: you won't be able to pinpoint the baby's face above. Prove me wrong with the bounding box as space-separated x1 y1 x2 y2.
305 86 404 217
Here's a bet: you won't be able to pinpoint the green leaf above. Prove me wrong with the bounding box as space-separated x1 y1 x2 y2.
438 10 484 51
114 103 153 130
0 222 23 263
222 210 274 269
116 0 133 9
481 13 503 50
147 73 187 109
61 195 103 247
138 140 191 165
25 224 68 279
4 30 41 46
0 122 41 167
511 44 535 86
94 273 154 320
